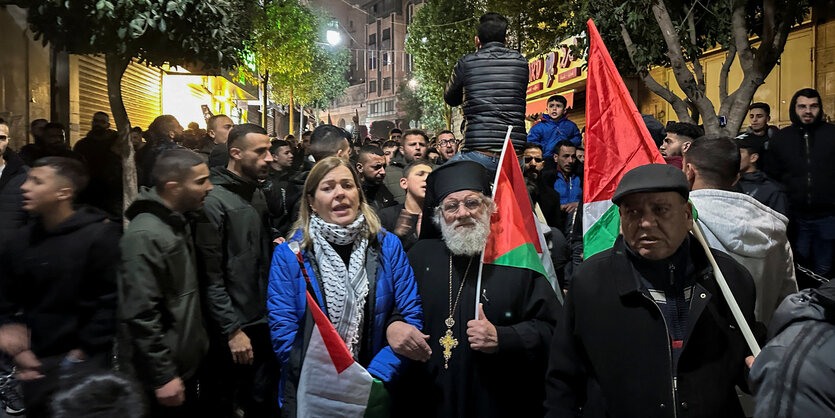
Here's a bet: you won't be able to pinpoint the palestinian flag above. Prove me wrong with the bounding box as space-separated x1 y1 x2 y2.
582 19 665 258
295 291 375 417
482 132 548 279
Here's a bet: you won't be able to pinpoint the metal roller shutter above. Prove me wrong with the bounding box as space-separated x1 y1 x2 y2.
77 55 162 131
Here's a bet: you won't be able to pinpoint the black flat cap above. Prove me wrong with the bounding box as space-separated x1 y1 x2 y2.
612 164 689 205
419 160 492 239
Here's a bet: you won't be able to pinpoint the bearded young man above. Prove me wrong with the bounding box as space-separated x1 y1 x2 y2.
393 160 561 417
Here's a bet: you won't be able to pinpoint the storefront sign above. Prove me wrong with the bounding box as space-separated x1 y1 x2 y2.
526 38 587 100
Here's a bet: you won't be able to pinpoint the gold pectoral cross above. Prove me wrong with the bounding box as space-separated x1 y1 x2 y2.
440 329 458 369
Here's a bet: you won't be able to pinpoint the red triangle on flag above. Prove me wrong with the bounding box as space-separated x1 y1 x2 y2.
306 291 354 374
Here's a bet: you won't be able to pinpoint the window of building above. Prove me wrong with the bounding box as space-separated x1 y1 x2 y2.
369 34 376 46
383 77 391 90
382 52 389 66
369 55 377 70
382 28 391 41
369 80 377 93
384 100 394 112
406 3 415 25
370 103 379 115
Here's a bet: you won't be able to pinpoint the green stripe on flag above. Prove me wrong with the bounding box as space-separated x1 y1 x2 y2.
490 243 548 277
583 204 621 259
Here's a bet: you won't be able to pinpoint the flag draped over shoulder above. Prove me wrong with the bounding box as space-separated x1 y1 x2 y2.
582 19 666 258
296 291 374 418
482 135 548 279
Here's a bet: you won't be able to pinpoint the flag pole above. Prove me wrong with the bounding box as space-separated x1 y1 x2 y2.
476 125 514 320
691 221 761 357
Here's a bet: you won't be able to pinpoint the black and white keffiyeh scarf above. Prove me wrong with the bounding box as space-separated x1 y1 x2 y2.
309 213 369 356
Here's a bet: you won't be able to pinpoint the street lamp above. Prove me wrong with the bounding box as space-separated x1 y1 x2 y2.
326 29 341 46
408 79 418 89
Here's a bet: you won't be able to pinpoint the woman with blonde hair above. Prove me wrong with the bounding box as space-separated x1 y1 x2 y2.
267 156 423 415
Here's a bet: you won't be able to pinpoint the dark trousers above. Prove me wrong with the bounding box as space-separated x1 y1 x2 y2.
200 324 279 418
794 216 835 276
147 375 201 418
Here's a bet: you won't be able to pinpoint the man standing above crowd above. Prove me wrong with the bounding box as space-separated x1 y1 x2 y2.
356 145 396 213
118 150 212 416
195 124 278 417
74 112 123 217
546 164 756 418
0 120 28 235
444 13 528 174
659 121 702 158
766 88 835 277
396 160 560 417
527 95 582 171
737 135 788 216
379 160 433 251
684 136 797 326
384 129 427 204
0 157 120 416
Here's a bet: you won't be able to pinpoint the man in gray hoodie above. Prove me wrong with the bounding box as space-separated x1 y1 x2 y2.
683 135 797 326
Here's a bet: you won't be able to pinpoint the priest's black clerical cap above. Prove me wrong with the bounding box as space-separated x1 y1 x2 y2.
419 160 492 240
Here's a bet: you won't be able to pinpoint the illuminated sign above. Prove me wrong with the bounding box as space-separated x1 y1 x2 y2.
526 37 587 100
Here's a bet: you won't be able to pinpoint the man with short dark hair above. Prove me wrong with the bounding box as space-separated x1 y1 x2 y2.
389 128 403 142
444 13 528 174
264 140 296 239
0 121 29 236
546 140 581 215
19 123 78 167
660 121 703 157
137 115 184 188
195 124 278 416
736 135 788 216
118 149 212 416
684 136 797 326
74 112 123 217
0 157 120 417
744 102 778 141
384 129 427 203
546 163 756 418
437 130 459 162
382 140 399 165
198 115 234 167
523 143 563 229
765 88 835 276
527 95 582 163
356 145 396 213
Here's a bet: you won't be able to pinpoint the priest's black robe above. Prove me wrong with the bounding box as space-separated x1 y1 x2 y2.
393 238 562 417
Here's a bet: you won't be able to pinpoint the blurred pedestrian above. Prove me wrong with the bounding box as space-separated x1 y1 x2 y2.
264 139 296 240
18 122 78 166
356 145 396 213
383 129 427 204
736 134 788 216
204 115 235 168
136 115 184 188
0 120 29 236
74 112 123 217
0 157 120 417
379 160 434 251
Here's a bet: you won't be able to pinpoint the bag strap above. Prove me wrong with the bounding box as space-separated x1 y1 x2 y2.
289 242 321 308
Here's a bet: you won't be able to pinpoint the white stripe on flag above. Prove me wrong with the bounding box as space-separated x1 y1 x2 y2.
582 200 614 235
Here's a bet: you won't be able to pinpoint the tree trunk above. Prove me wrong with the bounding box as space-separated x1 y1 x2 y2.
289 88 294 135
444 104 452 130
262 72 269 129
105 54 134 228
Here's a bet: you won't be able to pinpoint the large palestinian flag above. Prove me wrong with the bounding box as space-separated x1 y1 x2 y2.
482 133 549 279
582 19 665 258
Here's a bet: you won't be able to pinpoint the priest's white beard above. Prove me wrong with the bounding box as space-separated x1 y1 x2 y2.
435 209 491 256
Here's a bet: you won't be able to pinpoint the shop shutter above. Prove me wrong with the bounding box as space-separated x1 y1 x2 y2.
77 55 162 132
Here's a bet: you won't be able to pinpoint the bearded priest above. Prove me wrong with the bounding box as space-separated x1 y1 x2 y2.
392 160 561 417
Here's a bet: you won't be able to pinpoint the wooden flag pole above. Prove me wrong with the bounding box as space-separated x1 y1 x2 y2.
475 125 514 320
691 221 761 357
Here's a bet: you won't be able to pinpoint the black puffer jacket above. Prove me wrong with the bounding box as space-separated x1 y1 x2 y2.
764 89 835 219
0 150 28 235
444 41 528 151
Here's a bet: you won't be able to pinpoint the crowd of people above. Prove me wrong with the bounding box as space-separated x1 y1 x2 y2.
0 10 832 418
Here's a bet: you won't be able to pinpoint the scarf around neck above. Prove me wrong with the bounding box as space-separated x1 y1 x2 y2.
309 213 370 356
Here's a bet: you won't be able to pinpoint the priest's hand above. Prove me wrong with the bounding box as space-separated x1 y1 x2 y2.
467 304 498 353
386 321 432 361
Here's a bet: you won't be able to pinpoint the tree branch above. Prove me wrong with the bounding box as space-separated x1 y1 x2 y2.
731 0 755 74
719 44 737 104
620 23 694 123
685 4 705 92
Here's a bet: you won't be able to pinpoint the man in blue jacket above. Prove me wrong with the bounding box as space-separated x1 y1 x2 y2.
527 95 582 162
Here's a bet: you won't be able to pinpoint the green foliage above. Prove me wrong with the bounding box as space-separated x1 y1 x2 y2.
27 0 253 70
479 0 562 56
247 1 349 109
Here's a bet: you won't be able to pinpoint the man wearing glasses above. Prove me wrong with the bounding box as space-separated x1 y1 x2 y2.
437 130 460 163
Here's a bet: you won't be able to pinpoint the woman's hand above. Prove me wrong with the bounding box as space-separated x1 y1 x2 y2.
386 321 432 362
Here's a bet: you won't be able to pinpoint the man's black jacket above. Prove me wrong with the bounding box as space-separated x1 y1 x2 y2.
444 41 528 151
546 235 756 418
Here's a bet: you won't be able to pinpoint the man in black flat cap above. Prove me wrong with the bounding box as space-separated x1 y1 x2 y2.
392 160 561 418
545 163 757 418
